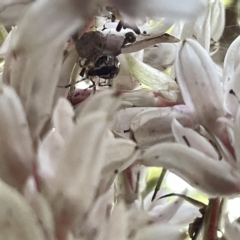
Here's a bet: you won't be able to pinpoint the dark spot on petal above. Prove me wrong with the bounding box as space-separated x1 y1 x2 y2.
113 91 122 97
229 89 236 95
128 229 137 238
114 169 118 174
182 135 190 147
63 50 68 57
155 156 159 159
105 204 112 219
194 181 199 186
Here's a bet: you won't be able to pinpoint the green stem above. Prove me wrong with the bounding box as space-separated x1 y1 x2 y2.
0 25 8 45
151 168 167 201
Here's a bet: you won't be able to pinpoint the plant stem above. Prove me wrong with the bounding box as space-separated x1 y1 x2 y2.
203 198 221 240
151 168 167 201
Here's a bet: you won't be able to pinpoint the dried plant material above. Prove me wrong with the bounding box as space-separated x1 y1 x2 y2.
121 34 179 54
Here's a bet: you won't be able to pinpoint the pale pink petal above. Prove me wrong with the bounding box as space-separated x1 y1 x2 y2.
38 98 74 186
24 178 55 240
78 90 122 118
0 180 45 240
50 92 121 231
54 44 79 101
0 0 32 12
233 106 240 170
0 84 33 189
52 98 74 140
99 202 128 240
97 137 139 196
131 107 194 148
142 143 240 196
79 190 113 238
223 36 240 87
149 191 186 221
3 0 95 142
139 18 174 36
132 223 187 240
172 119 219 159
144 42 180 69
0 3 32 27
210 0 225 42
224 214 240 240
112 107 151 139
122 89 156 107
143 189 169 211
175 39 226 139
108 0 208 23
170 204 202 225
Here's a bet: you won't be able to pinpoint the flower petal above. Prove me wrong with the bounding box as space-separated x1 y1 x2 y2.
112 107 151 139
125 53 179 101
149 190 186 221
52 98 74 139
224 214 240 240
170 204 202 225
175 39 225 137
0 84 33 189
99 202 128 240
38 98 74 186
0 3 32 27
3 0 94 142
132 223 187 240
97 137 139 196
210 0 225 42
172 119 219 159
233 105 240 170
0 179 45 240
131 107 194 148
24 178 55 240
142 143 240 196
109 0 208 22
79 190 113 238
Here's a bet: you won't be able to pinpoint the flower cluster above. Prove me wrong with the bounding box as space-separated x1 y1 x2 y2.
1 0 240 240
